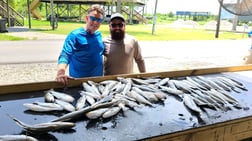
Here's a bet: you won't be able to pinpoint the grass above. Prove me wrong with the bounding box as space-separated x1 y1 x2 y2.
0 34 26 41
0 19 248 41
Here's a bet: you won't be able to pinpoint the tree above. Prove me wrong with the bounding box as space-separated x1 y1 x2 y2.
13 0 28 17
168 11 174 18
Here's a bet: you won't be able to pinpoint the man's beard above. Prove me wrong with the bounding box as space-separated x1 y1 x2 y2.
111 29 125 41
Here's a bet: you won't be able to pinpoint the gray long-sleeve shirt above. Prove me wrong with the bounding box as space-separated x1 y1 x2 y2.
103 34 146 75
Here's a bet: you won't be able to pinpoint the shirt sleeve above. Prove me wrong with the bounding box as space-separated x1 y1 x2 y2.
133 39 146 73
58 33 76 64
248 31 252 38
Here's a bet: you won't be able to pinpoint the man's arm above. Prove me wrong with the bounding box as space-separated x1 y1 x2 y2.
57 64 67 76
137 60 146 73
56 64 73 86
134 39 146 73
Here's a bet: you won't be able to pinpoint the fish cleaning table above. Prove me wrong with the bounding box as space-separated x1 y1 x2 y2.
0 65 252 141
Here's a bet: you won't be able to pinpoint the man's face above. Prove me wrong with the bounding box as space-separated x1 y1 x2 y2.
109 18 125 40
85 11 103 34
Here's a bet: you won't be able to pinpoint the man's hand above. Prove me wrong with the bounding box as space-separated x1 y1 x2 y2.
56 69 74 86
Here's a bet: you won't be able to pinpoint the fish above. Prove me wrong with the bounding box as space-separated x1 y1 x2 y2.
44 92 55 102
183 94 202 114
217 90 241 107
85 108 109 119
79 90 102 100
204 90 234 111
192 89 224 111
132 83 157 92
113 81 125 93
155 77 170 86
141 77 162 84
170 80 193 93
87 81 102 95
23 102 63 112
114 93 137 102
152 91 167 100
85 95 96 105
0 135 38 141
209 78 232 92
7 114 75 133
190 93 217 110
113 95 141 109
102 106 121 118
117 102 129 112
55 99 75 112
103 80 119 91
101 84 110 97
211 89 239 104
196 76 225 91
159 85 184 95
32 101 62 108
98 84 105 94
75 95 87 111
82 82 101 96
203 90 226 104
167 79 177 89
132 87 159 102
92 94 113 106
182 79 201 89
46 89 75 103
99 80 118 85
51 100 121 122
217 76 248 91
120 80 132 95
131 78 150 85
186 76 209 90
127 90 153 106
117 77 130 83
191 77 212 90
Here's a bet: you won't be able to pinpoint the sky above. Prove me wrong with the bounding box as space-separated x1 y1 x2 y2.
145 0 220 15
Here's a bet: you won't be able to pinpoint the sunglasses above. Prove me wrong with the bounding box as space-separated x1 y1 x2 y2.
110 23 124 28
89 16 103 23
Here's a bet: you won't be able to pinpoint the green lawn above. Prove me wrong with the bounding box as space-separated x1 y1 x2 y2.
0 19 248 41
0 34 26 40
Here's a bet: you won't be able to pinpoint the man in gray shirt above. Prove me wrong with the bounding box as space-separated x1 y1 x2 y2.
103 13 146 75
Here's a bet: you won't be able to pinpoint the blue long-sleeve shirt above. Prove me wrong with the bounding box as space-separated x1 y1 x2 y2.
248 30 252 38
58 27 104 78
248 30 252 49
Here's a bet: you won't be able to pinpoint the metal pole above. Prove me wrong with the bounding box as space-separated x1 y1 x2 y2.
232 0 240 31
215 0 222 38
50 0 55 30
6 0 10 27
116 0 121 13
79 4 81 22
27 0 31 29
152 0 158 35
111 0 114 14
130 0 133 24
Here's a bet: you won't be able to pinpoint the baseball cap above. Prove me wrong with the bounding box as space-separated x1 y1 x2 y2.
110 13 125 22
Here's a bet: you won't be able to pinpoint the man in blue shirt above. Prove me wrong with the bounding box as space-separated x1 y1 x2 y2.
56 4 105 85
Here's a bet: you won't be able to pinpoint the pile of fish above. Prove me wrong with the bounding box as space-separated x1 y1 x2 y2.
7 75 248 137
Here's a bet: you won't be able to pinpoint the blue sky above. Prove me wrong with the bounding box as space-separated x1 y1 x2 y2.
146 0 220 15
